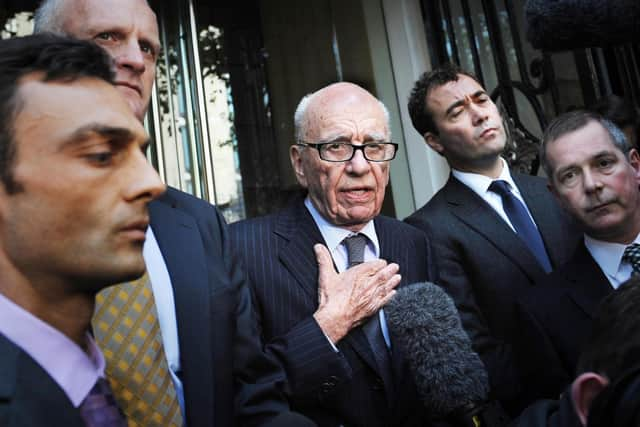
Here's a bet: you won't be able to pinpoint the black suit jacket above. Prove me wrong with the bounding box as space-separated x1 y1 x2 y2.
149 187 288 427
514 241 614 402
405 173 580 411
0 334 86 427
229 200 437 427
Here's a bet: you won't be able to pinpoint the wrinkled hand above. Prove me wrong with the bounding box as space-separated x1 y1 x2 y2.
312 243 400 344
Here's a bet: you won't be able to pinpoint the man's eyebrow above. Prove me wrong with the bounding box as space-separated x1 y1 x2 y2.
62 123 138 148
445 90 486 116
319 131 388 144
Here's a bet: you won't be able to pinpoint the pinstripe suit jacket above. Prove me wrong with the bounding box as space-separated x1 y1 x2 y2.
230 199 437 427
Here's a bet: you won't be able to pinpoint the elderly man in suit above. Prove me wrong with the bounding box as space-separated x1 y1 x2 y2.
32 1 298 425
230 82 437 426
405 63 580 412
514 110 640 403
0 34 165 426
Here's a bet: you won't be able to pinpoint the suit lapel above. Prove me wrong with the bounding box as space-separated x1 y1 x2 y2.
444 176 547 282
275 202 324 301
560 242 613 318
148 197 214 424
0 335 85 427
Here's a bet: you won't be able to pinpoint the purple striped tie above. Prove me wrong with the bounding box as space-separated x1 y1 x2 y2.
79 378 127 427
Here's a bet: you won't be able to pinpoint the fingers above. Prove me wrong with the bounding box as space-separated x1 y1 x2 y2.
315 243 336 285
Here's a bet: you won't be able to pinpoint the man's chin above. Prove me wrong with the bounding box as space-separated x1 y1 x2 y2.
117 89 146 121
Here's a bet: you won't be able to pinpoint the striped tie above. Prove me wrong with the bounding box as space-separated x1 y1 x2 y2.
79 377 127 427
93 273 183 427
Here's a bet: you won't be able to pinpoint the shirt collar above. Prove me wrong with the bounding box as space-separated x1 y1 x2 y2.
304 197 379 256
452 157 522 198
0 292 105 407
584 233 640 279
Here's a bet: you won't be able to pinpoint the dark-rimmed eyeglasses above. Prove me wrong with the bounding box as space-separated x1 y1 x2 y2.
296 141 398 162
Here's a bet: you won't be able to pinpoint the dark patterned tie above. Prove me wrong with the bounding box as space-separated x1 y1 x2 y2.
342 234 393 389
623 243 640 276
79 377 127 427
489 180 552 273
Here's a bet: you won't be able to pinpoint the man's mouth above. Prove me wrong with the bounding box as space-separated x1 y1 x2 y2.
479 126 498 138
340 187 374 200
586 200 615 213
115 81 142 97
119 218 149 241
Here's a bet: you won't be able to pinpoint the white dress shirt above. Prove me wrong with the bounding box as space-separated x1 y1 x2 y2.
143 228 185 415
304 198 392 349
584 233 640 289
452 157 539 232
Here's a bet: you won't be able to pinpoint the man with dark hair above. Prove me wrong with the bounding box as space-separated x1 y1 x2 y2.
30 1 304 426
513 276 640 427
405 63 579 411
0 33 165 426
230 82 437 426
514 110 640 404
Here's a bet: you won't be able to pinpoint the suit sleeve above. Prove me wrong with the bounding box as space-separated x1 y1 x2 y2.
262 315 356 405
212 210 292 426
405 215 524 411
513 294 573 402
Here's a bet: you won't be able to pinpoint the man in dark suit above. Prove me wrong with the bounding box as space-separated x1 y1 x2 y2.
33 1 297 425
0 34 165 426
230 82 437 426
514 110 640 402
512 277 640 427
405 63 580 411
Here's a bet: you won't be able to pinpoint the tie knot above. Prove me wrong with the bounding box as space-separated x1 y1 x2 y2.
488 180 512 197
80 378 127 427
623 243 640 275
343 234 367 268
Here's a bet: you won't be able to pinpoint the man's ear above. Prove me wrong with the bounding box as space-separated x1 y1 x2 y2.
571 372 609 426
424 132 444 155
627 148 640 185
289 145 308 188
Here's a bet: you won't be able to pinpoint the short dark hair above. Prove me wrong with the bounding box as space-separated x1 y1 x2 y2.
407 63 481 137
540 109 631 180
0 33 114 193
577 276 640 381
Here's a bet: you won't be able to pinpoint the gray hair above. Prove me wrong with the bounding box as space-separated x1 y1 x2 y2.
33 0 68 34
541 109 631 179
293 89 392 143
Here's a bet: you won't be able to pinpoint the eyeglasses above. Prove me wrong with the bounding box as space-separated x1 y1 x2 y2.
296 141 398 162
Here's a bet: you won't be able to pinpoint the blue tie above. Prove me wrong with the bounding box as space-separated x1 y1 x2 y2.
489 180 552 273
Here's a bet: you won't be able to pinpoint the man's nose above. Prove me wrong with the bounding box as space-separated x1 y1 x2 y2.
582 169 603 193
346 148 372 175
125 148 166 202
115 39 146 74
470 103 488 126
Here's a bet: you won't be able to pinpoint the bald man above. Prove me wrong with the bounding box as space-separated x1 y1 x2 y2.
230 82 437 427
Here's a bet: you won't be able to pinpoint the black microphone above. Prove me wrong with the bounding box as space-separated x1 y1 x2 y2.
385 282 510 427
525 0 640 51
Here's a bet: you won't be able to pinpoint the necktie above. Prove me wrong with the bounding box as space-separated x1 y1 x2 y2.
623 243 640 276
79 377 128 427
92 273 183 427
489 180 552 273
342 234 393 388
